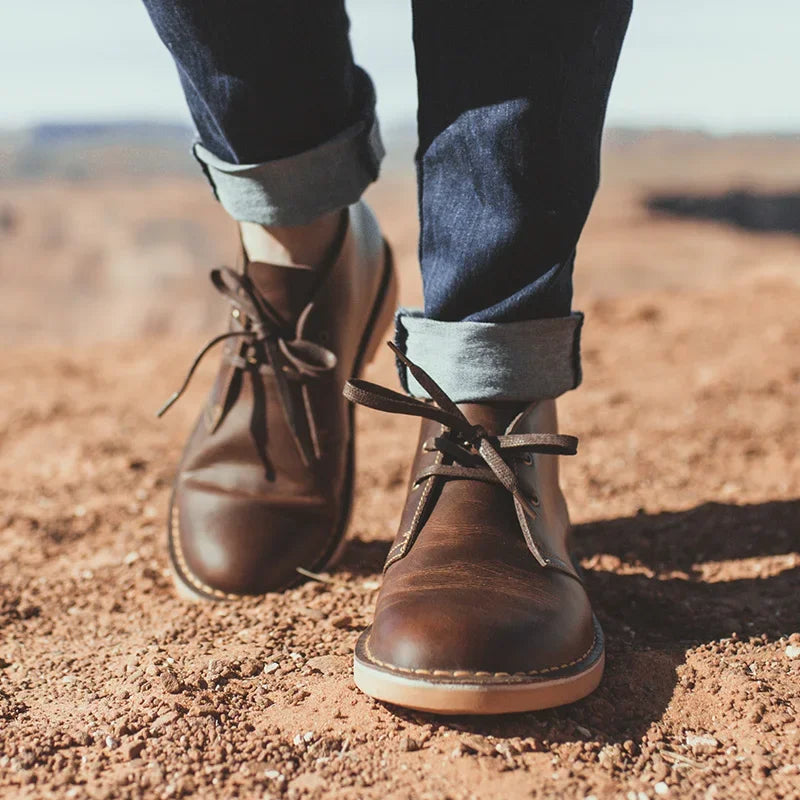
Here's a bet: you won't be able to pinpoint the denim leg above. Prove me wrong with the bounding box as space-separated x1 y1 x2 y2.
141 0 383 224
395 0 632 402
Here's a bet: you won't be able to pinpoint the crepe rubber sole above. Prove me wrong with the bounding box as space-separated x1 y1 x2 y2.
353 616 605 715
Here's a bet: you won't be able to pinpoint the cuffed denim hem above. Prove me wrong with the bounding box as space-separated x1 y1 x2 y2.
192 115 385 226
394 309 584 403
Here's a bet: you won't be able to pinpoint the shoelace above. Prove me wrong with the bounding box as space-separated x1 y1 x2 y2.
157 266 337 466
343 342 578 568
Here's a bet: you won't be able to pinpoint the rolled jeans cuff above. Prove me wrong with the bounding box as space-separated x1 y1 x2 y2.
394 309 584 403
192 115 385 226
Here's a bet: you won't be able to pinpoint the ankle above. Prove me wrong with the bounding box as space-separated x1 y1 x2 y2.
240 209 345 268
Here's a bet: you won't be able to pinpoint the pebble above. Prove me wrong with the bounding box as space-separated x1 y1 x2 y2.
785 645 800 659
125 740 146 761
160 670 182 694
686 733 719 754
239 657 262 677
330 614 352 629
190 704 217 717
654 782 669 796
399 736 419 753
451 744 467 758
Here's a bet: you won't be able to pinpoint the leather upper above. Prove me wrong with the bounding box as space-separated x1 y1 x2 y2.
365 400 597 678
169 202 388 597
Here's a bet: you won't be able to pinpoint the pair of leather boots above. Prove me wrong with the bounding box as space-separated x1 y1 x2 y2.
162 202 603 714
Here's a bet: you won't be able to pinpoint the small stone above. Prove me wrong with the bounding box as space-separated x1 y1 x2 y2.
263 662 280 674
654 782 669 796
160 670 182 694
330 614 352 629
685 733 719 754
785 645 800 659
399 736 419 752
456 735 492 756
125 740 146 760
239 658 262 677
190 704 217 717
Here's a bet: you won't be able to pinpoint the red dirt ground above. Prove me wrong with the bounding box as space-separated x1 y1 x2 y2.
1 134 799 798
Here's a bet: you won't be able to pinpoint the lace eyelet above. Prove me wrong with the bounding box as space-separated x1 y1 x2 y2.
522 453 534 466
530 493 540 506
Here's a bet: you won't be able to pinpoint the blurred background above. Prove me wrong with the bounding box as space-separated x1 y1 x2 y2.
2 0 800 344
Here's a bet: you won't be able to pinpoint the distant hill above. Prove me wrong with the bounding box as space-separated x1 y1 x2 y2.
1 121 798 184
0 121 197 182
29 121 193 145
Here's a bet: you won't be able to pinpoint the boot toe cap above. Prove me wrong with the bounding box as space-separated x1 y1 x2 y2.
170 484 336 597
365 575 596 679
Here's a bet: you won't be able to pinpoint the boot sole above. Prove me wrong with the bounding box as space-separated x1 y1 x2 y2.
353 615 605 715
168 240 397 601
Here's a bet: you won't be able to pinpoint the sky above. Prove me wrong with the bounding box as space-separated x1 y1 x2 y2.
2 0 799 134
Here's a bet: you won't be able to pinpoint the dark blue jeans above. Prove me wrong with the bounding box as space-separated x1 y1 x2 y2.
143 0 631 401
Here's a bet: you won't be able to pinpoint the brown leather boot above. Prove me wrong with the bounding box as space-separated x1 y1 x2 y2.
344 345 603 714
160 202 396 600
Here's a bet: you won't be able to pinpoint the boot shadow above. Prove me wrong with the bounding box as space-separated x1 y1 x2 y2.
381 500 800 743
337 536 392 577
646 189 800 236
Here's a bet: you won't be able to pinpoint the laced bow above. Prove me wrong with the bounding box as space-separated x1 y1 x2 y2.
157 267 337 466
343 343 578 569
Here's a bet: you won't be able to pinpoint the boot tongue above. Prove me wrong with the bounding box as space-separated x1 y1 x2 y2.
244 261 318 325
456 402 528 436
